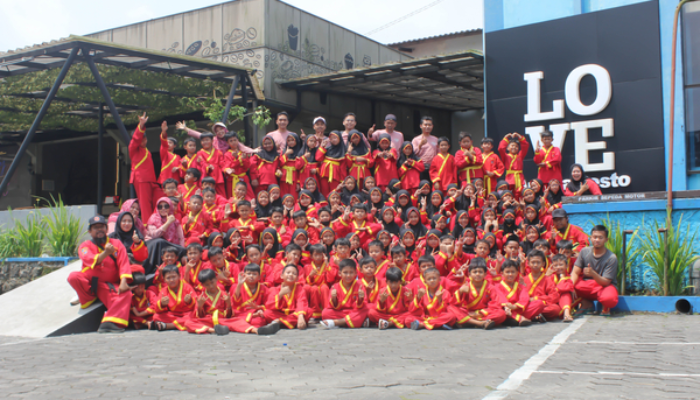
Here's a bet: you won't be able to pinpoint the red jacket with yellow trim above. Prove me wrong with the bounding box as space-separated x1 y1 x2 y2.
264 283 308 316
523 273 560 306
129 126 157 184
78 237 131 284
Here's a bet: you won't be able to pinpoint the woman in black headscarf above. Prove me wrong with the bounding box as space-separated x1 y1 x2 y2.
108 211 146 262
564 164 602 196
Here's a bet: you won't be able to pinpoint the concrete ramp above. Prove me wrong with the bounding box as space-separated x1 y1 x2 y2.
0 260 105 338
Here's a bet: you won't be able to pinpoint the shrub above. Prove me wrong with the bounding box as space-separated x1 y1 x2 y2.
598 214 640 293
40 195 84 257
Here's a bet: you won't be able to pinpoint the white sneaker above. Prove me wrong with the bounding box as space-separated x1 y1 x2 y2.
319 320 337 329
378 319 390 330
70 296 80 306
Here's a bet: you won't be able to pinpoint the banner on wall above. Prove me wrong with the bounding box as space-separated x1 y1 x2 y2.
485 0 666 193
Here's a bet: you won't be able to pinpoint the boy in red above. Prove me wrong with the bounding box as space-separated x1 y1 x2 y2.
533 130 562 185
183 243 206 293
406 267 455 330
223 264 282 335
550 254 575 322
303 245 335 321
371 134 399 191
397 142 425 192
429 137 457 192
183 268 233 334
197 132 226 197
455 132 483 187
369 267 416 329
223 134 255 200
158 121 181 185
522 250 561 321
225 201 265 246
203 247 237 289
129 267 153 329
449 259 505 329
150 264 197 331
332 205 382 249
250 135 280 194
498 133 529 198
389 246 418 284
263 264 309 330
495 260 545 326
368 240 391 280
178 168 202 214
358 257 381 307
320 259 369 329
182 195 216 245
129 113 164 221
480 138 505 196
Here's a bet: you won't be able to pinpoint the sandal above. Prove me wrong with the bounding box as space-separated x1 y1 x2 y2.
574 307 594 317
600 307 611 317
483 320 496 330
378 319 390 330
155 321 167 331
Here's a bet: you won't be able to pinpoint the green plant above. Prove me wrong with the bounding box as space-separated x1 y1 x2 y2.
12 211 47 258
639 212 699 296
0 224 22 258
39 195 84 257
597 214 640 293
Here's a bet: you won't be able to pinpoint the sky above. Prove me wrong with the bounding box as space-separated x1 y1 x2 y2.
0 0 483 52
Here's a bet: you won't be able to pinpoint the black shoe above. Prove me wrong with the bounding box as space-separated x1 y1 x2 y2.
258 321 281 336
214 325 230 336
97 322 125 333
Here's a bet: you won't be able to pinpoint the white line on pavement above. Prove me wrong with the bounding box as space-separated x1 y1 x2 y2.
482 317 587 400
569 341 700 345
537 370 700 378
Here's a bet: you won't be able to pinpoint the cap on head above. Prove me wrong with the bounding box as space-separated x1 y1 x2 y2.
89 215 107 227
313 116 327 125
385 114 397 121
552 209 568 219
213 122 227 130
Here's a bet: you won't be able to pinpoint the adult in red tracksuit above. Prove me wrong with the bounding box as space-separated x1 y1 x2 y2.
67 216 133 333
129 113 164 221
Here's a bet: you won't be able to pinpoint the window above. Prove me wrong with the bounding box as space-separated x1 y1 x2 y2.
683 3 700 171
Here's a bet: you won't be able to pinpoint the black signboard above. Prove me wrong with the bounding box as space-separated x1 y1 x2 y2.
485 0 666 193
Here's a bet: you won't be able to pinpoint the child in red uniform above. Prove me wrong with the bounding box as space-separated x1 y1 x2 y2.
303 245 334 321
333 205 382 249
358 257 381 308
146 247 180 304
158 122 181 185
533 131 562 185
197 132 226 197
498 133 529 198
203 247 237 290
130 269 153 329
150 264 197 331
523 250 561 321
429 137 457 192
496 260 545 326
223 264 282 335
278 132 304 199
316 131 347 196
370 267 416 329
372 134 399 191
226 201 265 246
397 142 425 192
182 243 206 293
550 254 575 322
406 267 455 330
346 130 372 190
299 136 321 186
182 195 216 245
179 138 207 182
250 135 280 194
480 138 505 197
263 264 309 330
455 132 483 187
320 259 369 329
450 259 506 329
128 113 164 221
178 168 202 215
223 134 255 200
183 269 233 334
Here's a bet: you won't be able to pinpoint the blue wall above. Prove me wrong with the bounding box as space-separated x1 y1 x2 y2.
484 0 694 191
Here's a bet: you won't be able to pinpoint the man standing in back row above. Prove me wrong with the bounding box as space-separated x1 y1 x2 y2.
368 114 404 151
412 116 439 181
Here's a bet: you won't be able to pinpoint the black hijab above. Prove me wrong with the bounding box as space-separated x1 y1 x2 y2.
258 135 279 162
425 190 444 219
348 130 370 156
340 177 360 205
547 179 564 205
304 134 319 163
380 206 401 236
305 177 327 204
254 190 273 219
108 211 142 249
566 163 589 193
325 131 347 159
283 132 304 160
452 210 471 239
320 226 335 254
298 189 315 212
396 141 418 170
268 184 282 208
259 227 283 259
399 227 417 261
461 226 477 255
394 190 412 221
368 186 385 211
424 229 442 255
405 207 427 240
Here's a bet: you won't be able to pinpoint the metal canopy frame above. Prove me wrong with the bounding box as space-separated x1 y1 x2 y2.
280 51 484 112
0 35 265 201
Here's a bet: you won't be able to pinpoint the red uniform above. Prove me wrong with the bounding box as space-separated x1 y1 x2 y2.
523 273 562 320
180 153 207 181
358 276 382 306
405 284 456 330
371 149 399 189
130 291 153 325
547 224 589 253
315 147 346 196
198 147 226 197
368 285 416 328
203 259 238 289
553 274 574 316
129 126 163 221
494 281 545 323
499 137 529 197
303 261 334 319
184 287 233 334
263 283 309 329
222 281 270 333
321 280 369 328
226 217 265 246
533 145 562 185
455 146 483 186
429 153 457 190
332 218 382 249
346 152 371 189
158 133 181 185
278 153 301 200
184 260 206 293
481 151 505 195
152 280 197 331
181 210 216 245
449 281 506 326
177 182 200 214
250 153 279 192
398 158 425 191
222 149 255 200
68 237 133 328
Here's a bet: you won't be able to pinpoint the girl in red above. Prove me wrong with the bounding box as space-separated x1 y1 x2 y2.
498 133 530 198
298 135 320 186
250 135 280 194
564 164 602 196
495 260 545 326
397 141 424 192
223 134 255 200
197 132 226 197
263 264 309 330
406 267 456 330
346 130 372 190
429 137 457 192
303 177 328 208
150 265 197 331
320 259 369 329
455 132 483 187
545 179 564 213
372 133 399 192
278 132 304 200
316 131 347 196
158 122 181 186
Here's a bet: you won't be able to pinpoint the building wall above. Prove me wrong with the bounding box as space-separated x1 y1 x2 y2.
389 31 483 58
0 150 33 210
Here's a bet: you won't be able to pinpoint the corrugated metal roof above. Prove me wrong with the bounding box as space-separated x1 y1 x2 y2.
387 28 482 46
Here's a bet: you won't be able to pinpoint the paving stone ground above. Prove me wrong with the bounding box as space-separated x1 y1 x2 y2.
0 315 698 399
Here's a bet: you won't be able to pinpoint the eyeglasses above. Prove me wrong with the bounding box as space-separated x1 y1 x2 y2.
157 204 170 210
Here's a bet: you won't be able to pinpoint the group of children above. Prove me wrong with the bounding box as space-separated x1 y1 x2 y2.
119 112 605 335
